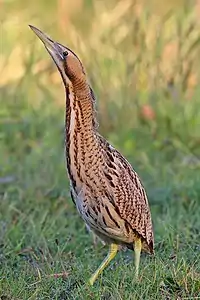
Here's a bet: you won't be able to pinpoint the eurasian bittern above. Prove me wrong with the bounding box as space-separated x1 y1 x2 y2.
30 25 154 285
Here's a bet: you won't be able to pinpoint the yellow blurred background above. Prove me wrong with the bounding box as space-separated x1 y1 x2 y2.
1 0 199 91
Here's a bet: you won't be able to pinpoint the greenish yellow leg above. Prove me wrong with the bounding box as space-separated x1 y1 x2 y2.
134 238 142 279
89 243 118 286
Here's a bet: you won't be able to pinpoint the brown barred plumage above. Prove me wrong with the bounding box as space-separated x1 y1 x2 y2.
30 25 154 285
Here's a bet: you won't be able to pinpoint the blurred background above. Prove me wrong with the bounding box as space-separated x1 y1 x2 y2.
0 0 200 297
1 0 200 197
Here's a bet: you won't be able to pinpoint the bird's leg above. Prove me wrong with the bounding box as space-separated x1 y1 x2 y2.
134 237 142 279
89 243 118 286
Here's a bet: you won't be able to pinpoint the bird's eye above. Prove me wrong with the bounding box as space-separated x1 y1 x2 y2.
63 51 68 57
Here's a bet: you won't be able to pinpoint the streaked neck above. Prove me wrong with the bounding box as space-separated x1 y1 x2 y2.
64 79 98 189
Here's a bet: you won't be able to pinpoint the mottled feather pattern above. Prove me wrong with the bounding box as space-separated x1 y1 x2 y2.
61 42 154 254
29 24 154 285
68 119 154 253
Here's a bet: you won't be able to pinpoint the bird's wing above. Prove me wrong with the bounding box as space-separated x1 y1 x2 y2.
99 136 154 253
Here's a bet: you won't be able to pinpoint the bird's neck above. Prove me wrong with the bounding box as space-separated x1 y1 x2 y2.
65 79 99 191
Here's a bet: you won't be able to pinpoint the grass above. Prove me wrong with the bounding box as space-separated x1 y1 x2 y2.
1 0 200 299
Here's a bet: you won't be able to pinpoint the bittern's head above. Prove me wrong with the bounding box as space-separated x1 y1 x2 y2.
29 25 86 87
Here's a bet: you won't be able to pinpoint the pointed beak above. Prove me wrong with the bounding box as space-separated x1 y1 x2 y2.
29 25 67 63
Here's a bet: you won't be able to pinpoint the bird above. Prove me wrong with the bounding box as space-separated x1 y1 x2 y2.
29 25 154 286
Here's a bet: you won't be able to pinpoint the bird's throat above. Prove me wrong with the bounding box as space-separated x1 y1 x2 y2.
65 81 99 190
